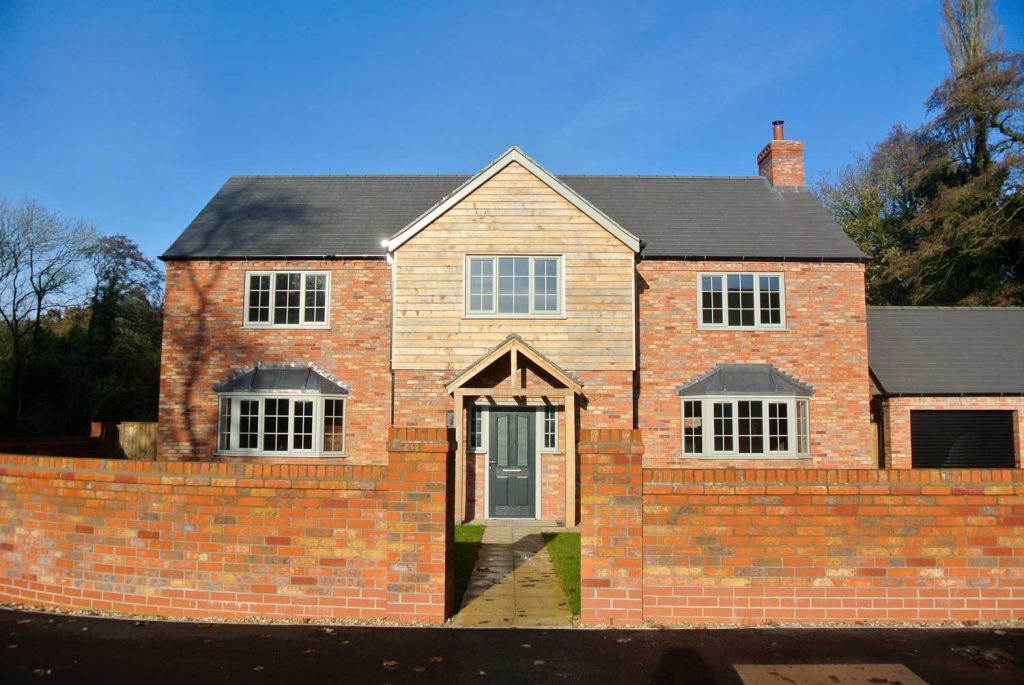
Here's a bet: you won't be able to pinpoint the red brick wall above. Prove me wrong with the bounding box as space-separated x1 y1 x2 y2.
643 468 1024 624
882 396 1024 469
385 428 455 623
757 139 805 186
158 259 391 463
0 428 454 623
579 429 644 626
637 260 873 468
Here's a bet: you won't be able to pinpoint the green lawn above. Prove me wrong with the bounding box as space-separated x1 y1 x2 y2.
542 531 581 615
454 525 485 609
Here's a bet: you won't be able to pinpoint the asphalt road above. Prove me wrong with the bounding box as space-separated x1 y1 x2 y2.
1 608 1022 684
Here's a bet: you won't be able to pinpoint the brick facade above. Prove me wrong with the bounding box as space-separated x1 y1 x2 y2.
882 396 1024 469
158 259 391 463
0 428 454 623
637 260 873 469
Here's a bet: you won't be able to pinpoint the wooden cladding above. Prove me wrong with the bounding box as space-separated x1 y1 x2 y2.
392 162 636 372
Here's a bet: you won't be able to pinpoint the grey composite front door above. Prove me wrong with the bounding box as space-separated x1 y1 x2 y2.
488 408 536 518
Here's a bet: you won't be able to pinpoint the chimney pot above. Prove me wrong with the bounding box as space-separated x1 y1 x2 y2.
772 120 785 140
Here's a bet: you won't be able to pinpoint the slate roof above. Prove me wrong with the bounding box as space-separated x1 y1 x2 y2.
867 307 1024 395
677 364 814 397
162 174 864 261
214 362 349 395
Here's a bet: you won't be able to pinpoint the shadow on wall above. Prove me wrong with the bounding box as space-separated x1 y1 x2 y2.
169 187 312 460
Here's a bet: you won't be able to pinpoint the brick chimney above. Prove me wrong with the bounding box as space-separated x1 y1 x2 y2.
756 120 804 186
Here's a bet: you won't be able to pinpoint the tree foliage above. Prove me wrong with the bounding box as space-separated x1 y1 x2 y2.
0 199 162 436
817 0 1023 305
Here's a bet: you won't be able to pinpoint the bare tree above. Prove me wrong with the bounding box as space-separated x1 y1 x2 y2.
941 0 1000 72
0 198 95 427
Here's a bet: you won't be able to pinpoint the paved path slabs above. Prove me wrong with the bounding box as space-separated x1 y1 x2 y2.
450 522 573 628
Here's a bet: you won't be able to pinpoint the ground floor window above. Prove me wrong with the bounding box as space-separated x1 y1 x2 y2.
542 405 557 450
683 397 809 457
216 394 346 456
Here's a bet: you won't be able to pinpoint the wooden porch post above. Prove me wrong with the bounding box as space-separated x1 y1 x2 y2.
565 389 577 526
454 390 466 523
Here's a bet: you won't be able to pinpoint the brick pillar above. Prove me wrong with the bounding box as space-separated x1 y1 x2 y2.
385 427 455 624
578 428 644 626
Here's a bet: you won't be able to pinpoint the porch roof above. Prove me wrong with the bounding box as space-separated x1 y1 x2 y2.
444 334 583 394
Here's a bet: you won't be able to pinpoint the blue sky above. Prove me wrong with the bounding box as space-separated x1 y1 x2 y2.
1 0 1021 260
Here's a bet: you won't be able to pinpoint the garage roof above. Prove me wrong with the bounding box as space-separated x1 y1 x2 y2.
868 307 1024 395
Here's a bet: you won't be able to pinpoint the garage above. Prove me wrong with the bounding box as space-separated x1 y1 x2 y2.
910 410 1016 468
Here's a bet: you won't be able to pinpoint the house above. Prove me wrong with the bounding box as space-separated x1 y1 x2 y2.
158 122 1022 526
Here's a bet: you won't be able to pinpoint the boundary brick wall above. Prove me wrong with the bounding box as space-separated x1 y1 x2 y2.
0 428 454 623
643 468 1024 624
882 397 1024 469
579 429 644 626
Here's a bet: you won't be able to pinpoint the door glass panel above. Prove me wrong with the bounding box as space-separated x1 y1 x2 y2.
496 414 509 466
516 413 529 467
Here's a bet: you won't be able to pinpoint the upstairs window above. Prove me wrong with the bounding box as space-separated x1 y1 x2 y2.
245 271 330 327
699 273 784 329
466 256 562 316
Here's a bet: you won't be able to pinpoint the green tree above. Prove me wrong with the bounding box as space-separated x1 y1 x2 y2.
817 0 1023 305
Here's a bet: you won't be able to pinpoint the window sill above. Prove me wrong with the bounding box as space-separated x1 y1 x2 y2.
242 323 332 330
214 452 346 460
696 325 789 332
680 453 811 460
462 314 566 321
211 450 348 462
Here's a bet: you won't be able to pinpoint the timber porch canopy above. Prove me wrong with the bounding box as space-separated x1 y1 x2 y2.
445 334 583 524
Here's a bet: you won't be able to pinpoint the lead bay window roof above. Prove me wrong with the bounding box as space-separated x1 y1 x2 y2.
215 363 349 395
677 364 813 397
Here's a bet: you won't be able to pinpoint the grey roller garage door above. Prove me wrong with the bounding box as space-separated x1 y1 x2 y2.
910 410 1016 468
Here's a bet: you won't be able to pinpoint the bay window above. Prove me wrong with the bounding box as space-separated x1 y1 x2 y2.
216 394 346 456
683 397 809 457
214 362 349 456
678 364 813 458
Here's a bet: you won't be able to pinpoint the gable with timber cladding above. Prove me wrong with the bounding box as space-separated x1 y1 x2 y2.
391 161 636 374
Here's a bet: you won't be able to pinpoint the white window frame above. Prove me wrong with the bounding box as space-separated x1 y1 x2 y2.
464 255 565 318
680 396 809 458
468 404 485 452
215 393 346 456
696 272 786 330
243 271 331 329
539 405 558 452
